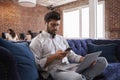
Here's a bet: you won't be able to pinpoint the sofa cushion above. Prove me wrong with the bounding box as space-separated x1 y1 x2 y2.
103 63 120 80
0 38 39 80
88 43 118 62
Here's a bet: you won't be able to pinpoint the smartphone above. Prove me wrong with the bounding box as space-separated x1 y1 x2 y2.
65 48 72 52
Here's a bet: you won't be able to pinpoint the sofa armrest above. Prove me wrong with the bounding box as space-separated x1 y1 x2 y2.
0 46 20 80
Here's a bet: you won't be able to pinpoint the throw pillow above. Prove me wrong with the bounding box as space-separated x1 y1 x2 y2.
88 43 118 62
0 38 39 80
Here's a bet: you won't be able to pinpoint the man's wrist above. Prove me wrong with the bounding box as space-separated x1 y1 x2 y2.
80 56 85 62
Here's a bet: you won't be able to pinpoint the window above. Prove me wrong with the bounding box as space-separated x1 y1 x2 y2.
63 1 105 39
63 9 80 38
97 2 105 38
81 7 89 38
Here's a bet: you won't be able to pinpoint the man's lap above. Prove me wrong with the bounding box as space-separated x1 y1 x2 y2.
52 71 86 80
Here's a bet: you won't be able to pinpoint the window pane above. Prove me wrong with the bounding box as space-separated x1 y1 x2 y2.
97 3 104 38
81 7 89 38
63 1 104 39
63 10 80 38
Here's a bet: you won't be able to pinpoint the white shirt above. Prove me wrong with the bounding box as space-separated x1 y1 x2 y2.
29 31 81 78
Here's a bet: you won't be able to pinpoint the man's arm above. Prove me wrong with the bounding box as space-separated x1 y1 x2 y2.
44 54 57 68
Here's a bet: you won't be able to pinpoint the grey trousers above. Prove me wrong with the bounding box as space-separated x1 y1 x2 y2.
52 57 108 80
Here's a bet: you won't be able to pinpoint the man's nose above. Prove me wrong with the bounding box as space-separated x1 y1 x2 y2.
53 26 58 30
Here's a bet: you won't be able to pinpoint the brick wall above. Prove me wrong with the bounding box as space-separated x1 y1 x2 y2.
0 1 49 37
105 0 120 39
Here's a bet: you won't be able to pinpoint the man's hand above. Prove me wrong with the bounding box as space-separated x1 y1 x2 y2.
54 50 68 60
90 61 96 67
45 50 69 68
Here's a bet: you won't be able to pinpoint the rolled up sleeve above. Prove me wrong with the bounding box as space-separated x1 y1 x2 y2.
63 38 82 63
67 51 81 63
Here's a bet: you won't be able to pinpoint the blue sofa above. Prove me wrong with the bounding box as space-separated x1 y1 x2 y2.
67 39 120 80
0 38 120 80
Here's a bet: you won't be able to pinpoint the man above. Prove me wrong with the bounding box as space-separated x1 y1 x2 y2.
30 11 108 80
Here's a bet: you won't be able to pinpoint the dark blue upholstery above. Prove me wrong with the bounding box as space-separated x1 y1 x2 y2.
0 38 39 80
0 46 20 80
67 39 120 80
0 38 120 80
103 63 120 80
67 39 93 56
92 39 120 61
88 43 118 62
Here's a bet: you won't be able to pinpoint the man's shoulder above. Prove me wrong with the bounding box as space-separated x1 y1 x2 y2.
33 32 45 39
57 34 66 39
30 34 42 47
31 32 48 43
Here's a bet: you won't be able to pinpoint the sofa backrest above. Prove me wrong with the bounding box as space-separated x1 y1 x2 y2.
67 39 93 56
92 39 120 45
67 39 120 62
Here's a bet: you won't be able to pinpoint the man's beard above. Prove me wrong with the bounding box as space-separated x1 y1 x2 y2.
47 26 56 38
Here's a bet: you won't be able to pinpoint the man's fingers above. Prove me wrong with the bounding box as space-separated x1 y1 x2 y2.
91 61 96 67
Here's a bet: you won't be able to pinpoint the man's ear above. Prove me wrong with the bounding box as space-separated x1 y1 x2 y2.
45 21 49 25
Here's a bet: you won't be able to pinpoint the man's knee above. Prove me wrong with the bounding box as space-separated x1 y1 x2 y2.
97 57 108 68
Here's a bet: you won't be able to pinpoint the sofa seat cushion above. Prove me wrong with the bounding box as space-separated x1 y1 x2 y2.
103 63 120 80
88 43 118 62
0 38 39 80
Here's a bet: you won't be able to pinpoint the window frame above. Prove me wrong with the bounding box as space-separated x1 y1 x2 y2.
63 1 105 39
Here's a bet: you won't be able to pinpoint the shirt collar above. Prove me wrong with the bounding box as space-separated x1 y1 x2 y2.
42 30 56 39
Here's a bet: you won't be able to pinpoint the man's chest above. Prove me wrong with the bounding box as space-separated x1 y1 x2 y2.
42 38 67 55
